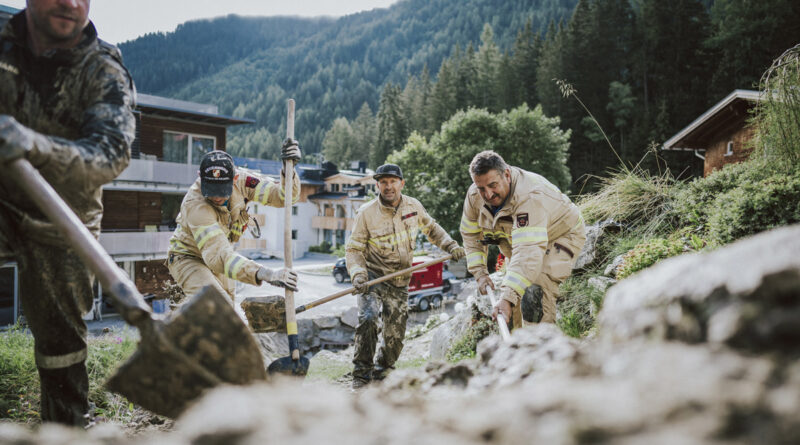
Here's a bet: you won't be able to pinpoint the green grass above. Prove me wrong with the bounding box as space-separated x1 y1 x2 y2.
306 354 352 382
0 324 140 425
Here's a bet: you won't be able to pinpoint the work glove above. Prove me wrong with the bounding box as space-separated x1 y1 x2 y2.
281 138 301 161
257 266 298 292
477 274 495 295
448 245 466 261
351 273 369 294
0 115 34 163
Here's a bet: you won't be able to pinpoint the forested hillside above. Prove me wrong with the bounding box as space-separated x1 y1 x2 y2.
120 0 800 190
119 0 578 159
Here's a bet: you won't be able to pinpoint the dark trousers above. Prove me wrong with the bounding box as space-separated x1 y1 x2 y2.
352 281 408 380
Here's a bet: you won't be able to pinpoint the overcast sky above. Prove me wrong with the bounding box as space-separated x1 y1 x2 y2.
3 0 399 44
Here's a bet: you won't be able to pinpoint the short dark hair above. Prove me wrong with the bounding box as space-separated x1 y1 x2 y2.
470 150 508 177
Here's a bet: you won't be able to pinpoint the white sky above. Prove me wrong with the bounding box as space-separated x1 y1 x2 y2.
3 0 399 44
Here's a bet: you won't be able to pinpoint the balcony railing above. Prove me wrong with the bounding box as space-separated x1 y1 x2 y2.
99 231 172 259
104 158 198 192
312 216 353 231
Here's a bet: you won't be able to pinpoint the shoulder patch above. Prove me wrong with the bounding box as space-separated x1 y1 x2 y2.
516 213 529 227
401 211 418 220
245 176 260 188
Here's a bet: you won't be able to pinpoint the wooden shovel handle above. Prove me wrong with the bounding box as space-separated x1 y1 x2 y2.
283 99 300 361
296 254 453 313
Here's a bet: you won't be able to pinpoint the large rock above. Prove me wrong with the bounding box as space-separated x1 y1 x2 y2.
430 279 494 360
240 295 285 332
574 220 623 270
599 224 800 353
341 306 359 328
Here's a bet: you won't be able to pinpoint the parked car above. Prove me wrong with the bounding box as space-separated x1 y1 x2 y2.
331 257 451 311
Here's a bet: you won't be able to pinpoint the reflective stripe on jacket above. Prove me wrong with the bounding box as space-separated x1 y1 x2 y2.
345 195 457 287
460 167 584 305
168 168 299 285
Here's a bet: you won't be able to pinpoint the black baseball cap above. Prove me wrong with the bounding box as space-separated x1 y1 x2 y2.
199 151 235 197
373 163 404 180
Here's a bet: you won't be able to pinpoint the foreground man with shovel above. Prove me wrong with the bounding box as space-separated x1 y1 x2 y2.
167 148 301 303
345 164 466 389
0 0 135 426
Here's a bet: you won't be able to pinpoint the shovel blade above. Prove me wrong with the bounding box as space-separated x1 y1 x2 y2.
106 285 267 418
267 356 310 376
241 295 287 333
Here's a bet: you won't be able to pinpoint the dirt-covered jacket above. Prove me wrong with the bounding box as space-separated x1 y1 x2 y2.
345 195 458 287
0 12 135 251
169 168 299 285
460 167 584 306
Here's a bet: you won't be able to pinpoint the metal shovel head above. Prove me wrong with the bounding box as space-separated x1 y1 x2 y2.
241 295 286 333
267 355 310 376
106 285 268 419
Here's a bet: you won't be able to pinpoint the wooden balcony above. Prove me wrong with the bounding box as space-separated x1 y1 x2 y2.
312 216 353 231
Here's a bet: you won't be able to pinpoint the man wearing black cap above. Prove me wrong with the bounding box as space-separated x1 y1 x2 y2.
167 144 301 303
345 163 466 388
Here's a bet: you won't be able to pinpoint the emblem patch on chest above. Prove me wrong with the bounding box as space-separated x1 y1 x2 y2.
245 176 260 188
516 213 529 227
401 211 418 220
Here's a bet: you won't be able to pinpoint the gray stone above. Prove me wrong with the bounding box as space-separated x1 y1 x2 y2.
240 295 285 332
600 224 800 353
574 220 623 270
318 326 355 345
603 254 625 277
312 315 341 330
521 284 543 323
253 332 290 364
588 276 616 293
340 306 359 328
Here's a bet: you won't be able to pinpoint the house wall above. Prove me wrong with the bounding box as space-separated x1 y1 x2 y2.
101 191 163 230
138 115 227 158
704 125 757 176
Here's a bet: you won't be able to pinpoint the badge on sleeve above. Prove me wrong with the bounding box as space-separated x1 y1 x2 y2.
516 213 529 227
245 176 260 188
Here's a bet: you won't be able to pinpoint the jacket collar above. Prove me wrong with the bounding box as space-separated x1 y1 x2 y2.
1 10 99 64
378 194 404 214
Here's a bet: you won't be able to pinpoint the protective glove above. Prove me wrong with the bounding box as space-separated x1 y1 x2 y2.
477 274 495 295
0 115 34 163
257 266 298 291
448 245 466 261
281 138 301 161
351 273 369 294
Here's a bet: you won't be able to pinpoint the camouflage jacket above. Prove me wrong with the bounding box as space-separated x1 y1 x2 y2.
0 12 135 249
345 195 457 288
460 167 584 306
169 168 299 285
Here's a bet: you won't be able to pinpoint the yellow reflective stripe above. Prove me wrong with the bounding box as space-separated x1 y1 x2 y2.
195 224 225 249
255 181 274 205
169 237 192 254
346 239 366 251
368 229 409 248
287 322 298 335
466 251 486 267
481 230 510 240
511 226 548 245
277 186 299 204
231 222 244 236
460 216 481 234
502 271 532 296
224 253 247 279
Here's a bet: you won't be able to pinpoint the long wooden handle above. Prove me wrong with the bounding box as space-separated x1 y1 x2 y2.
296 254 453 313
9 158 151 327
283 99 300 361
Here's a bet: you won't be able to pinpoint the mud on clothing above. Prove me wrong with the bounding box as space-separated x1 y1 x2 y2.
0 11 135 425
460 167 586 326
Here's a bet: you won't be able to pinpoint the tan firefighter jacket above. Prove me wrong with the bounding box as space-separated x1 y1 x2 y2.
460 167 584 306
346 195 458 288
168 168 299 286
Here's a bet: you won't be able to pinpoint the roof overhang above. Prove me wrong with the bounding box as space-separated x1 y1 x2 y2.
136 93 254 127
662 89 762 152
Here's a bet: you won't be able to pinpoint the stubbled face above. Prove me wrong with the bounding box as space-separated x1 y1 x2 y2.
26 0 90 49
472 168 511 207
377 176 405 206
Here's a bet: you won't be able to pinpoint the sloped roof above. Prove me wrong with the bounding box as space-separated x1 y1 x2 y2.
137 93 253 127
663 89 762 152
232 157 324 185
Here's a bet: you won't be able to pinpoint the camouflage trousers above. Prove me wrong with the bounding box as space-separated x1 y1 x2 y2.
0 208 92 426
352 280 408 381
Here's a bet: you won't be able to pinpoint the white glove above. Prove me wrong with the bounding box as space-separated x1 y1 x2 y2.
257 267 298 291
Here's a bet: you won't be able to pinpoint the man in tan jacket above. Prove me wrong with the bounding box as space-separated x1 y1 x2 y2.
168 147 300 303
346 163 465 388
460 151 585 328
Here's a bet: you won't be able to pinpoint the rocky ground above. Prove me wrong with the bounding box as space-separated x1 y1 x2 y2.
2 224 799 444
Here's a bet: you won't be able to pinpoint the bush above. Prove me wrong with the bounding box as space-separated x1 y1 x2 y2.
308 240 332 253
446 312 496 363
557 275 606 338
705 173 800 245
616 237 685 279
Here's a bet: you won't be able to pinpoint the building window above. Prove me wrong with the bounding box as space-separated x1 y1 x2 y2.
292 206 298 216
291 230 298 240
724 141 734 157
163 131 216 164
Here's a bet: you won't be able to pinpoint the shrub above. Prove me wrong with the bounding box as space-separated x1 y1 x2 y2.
557 275 606 338
308 240 332 253
616 237 685 280
446 313 496 363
